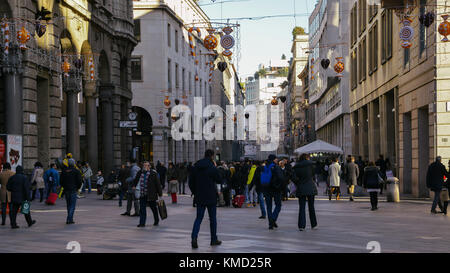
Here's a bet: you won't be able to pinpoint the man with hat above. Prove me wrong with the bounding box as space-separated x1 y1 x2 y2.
427 156 450 214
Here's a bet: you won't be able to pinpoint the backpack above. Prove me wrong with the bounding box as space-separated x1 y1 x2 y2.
261 163 274 185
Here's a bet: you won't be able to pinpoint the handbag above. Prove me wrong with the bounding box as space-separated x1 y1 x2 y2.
441 188 449 202
135 182 141 199
157 199 168 220
21 200 30 215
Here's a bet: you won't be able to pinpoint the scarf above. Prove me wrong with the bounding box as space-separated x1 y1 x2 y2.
139 171 150 195
247 165 257 185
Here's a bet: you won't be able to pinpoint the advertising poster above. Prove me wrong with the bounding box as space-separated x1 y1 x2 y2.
7 135 22 172
0 135 6 167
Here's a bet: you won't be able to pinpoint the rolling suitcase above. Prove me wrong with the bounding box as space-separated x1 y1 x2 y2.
46 193 58 205
232 195 245 208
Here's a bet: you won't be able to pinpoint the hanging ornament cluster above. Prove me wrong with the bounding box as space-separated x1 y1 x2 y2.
439 15 450 42
1 20 10 55
399 16 414 48
17 26 30 50
310 58 315 80
88 57 95 81
164 96 171 107
62 58 71 77
419 12 435 28
203 28 218 50
321 58 330 69
334 57 345 77
221 26 235 58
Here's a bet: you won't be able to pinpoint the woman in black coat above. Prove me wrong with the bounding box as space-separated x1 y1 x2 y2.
6 166 36 228
293 154 318 231
363 162 382 211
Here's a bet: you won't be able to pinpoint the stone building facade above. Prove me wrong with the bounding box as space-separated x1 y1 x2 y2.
0 0 136 175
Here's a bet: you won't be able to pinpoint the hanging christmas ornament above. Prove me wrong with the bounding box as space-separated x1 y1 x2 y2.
203 28 218 50
175 99 180 105
195 75 199 81
73 58 83 70
222 49 232 57
17 26 30 50
35 22 46 37
439 14 450 42
321 58 330 69
425 12 435 28
271 96 278 106
62 58 71 77
1 20 9 55
245 113 249 119
88 57 95 81
164 96 171 107
310 58 315 80
218 62 227 72
399 16 414 48
334 57 344 77
208 61 214 83
280 96 286 103
221 26 235 50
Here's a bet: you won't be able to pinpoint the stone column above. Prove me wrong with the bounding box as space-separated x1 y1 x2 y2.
99 85 114 176
3 48 24 135
84 81 98 172
63 73 82 160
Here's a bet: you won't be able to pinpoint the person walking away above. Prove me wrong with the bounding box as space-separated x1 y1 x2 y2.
81 162 93 194
293 154 318 231
178 162 188 195
426 156 449 214
189 150 222 249
96 170 104 195
118 164 130 207
60 159 83 224
0 163 14 226
167 162 179 204
261 155 284 230
43 163 60 200
122 160 141 216
346 157 359 201
246 162 258 207
217 162 230 207
254 162 266 219
6 166 36 228
132 161 162 227
279 159 291 201
31 162 45 202
356 156 365 186
363 162 383 211
156 162 167 190
328 158 341 200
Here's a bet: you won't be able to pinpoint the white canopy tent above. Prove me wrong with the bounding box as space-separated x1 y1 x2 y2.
294 140 344 155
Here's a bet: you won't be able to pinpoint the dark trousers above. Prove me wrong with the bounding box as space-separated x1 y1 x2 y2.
223 188 231 207
126 192 140 214
263 191 282 227
191 204 217 242
298 195 317 229
139 197 159 226
65 192 77 222
1 202 10 224
432 190 443 211
118 190 124 206
179 181 186 194
369 192 378 209
32 189 44 202
9 203 33 227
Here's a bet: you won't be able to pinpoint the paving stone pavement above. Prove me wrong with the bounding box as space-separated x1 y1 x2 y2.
0 185 449 253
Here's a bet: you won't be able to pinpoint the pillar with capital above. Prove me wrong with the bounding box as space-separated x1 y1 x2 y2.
99 84 114 176
84 81 98 172
63 72 82 160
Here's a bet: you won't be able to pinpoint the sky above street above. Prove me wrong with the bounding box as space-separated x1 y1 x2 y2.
199 0 317 80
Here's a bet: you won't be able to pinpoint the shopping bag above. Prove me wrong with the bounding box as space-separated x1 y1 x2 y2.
441 188 449 202
21 200 30 215
157 199 168 220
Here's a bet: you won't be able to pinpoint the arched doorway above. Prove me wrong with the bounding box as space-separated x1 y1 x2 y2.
131 106 153 163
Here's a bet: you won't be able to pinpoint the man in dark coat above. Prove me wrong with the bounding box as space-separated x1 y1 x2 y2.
60 159 83 224
261 155 284 230
6 166 36 229
118 164 130 207
293 154 318 231
427 156 450 213
132 162 162 227
156 161 167 190
189 149 222 249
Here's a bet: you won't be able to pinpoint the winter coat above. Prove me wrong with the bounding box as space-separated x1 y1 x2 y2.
178 167 189 183
167 167 178 182
293 160 317 196
43 168 60 187
253 167 263 193
346 162 359 186
60 167 83 194
133 169 162 201
118 167 130 191
0 169 14 203
83 167 93 179
261 161 284 193
427 161 450 191
363 166 382 190
189 158 221 206
31 167 45 189
329 162 341 187
217 166 230 189
6 166 31 204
